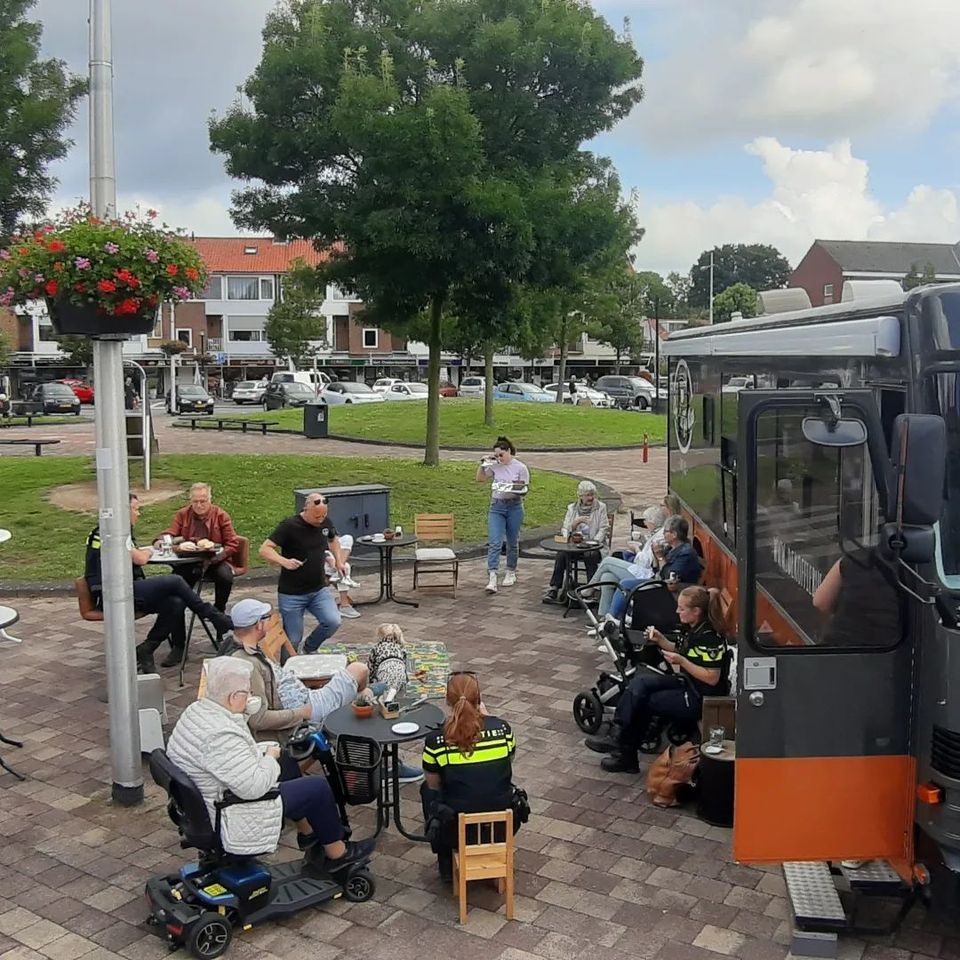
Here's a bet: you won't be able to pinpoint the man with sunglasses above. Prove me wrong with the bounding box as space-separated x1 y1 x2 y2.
259 493 346 653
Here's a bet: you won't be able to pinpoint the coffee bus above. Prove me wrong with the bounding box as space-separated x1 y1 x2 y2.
663 280 960 918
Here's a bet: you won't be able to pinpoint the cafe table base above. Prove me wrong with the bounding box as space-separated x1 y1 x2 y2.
372 742 429 842
354 536 420 609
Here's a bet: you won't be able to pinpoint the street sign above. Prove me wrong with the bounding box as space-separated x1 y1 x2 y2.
215 352 226 365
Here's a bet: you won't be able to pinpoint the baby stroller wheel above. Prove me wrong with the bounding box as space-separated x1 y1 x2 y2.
343 868 376 902
573 691 604 734
186 913 233 960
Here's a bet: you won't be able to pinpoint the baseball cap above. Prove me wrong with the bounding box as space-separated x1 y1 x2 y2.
229 598 272 628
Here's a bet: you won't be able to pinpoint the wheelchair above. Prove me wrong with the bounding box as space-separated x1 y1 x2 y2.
144 725 374 959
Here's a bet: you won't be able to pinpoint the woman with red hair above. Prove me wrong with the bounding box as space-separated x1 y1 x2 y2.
421 671 518 881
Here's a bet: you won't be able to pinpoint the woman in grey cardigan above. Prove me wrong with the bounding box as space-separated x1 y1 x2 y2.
544 480 609 602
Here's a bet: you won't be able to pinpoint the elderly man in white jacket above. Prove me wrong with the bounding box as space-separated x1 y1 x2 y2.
166 658 374 872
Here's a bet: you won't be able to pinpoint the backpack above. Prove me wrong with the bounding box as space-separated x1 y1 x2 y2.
645 742 700 808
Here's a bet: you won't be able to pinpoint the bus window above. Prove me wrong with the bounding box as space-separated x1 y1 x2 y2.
753 408 900 648
929 372 960 587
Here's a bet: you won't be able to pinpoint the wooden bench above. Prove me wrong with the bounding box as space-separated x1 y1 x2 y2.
177 417 278 435
0 438 61 456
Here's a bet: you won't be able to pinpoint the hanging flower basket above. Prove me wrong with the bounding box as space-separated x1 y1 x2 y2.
0 204 207 337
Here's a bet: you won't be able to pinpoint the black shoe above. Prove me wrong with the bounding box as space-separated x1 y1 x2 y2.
438 858 453 883
160 648 184 669
601 752 640 774
328 839 376 875
135 645 156 674
584 733 619 754
542 588 560 604
297 832 318 851
209 611 233 636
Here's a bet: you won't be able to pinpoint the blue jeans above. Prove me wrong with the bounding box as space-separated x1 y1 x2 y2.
610 577 644 621
588 556 637 617
487 499 524 572
278 587 341 653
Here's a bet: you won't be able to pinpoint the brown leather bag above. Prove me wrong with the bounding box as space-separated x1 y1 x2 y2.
645 742 700 807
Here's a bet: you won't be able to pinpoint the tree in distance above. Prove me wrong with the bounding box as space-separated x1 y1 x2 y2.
264 259 326 370
57 335 94 370
0 0 86 241
712 282 759 324
689 243 791 308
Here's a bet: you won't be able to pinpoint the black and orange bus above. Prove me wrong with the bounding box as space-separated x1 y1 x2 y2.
663 280 960 915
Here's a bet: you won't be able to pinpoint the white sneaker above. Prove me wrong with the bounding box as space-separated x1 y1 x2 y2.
339 604 361 619
339 575 359 589
485 572 498 594
503 570 517 587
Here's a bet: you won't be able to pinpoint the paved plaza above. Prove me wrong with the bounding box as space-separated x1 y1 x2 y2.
0 425 955 960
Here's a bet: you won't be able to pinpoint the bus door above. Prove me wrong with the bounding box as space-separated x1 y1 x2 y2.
733 390 916 865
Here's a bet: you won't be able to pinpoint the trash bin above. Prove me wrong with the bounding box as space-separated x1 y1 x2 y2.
303 401 328 439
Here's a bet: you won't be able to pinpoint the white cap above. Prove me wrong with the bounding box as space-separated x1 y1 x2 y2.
229 598 272 628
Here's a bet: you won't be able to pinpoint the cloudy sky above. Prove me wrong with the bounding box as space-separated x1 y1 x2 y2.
35 0 960 276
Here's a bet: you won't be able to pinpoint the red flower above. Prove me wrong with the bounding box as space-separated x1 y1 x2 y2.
185 267 199 282
97 279 117 294
74 282 87 294
113 298 140 316
114 268 141 289
18 247 29 256
47 240 65 253
145 294 158 307
44 280 59 296
166 264 179 277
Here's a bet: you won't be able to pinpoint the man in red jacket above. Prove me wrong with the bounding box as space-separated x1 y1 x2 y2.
156 482 241 612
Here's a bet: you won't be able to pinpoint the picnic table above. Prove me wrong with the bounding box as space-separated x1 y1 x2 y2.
177 416 278 435
0 438 61 456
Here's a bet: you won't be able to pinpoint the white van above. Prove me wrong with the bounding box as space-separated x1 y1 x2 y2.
270 370 332 393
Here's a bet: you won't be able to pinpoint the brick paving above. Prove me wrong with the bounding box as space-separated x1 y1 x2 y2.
0 422 955 960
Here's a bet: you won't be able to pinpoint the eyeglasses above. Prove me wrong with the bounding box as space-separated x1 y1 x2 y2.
448 670 481 696
258 614 272 623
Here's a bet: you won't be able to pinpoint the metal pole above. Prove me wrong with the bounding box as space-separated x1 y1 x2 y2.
90 0 143 805
169 302 177 410
708 249 715 325
654 296 660 408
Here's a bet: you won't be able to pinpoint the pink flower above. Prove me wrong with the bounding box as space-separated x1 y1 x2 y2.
0 288 15 306
0 250 9 261
17 268 29 278
144 248 159 263
104 242 119 254
147 209 158 219
172 285 191 300
34 274 45 283
74 257 91 269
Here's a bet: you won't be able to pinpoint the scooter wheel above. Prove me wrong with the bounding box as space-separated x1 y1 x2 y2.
343 869 376 903
573 691 604 734
186 913 233 960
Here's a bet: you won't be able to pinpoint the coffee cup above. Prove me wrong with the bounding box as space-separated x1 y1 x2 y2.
373 533 385 542
571 532 584 545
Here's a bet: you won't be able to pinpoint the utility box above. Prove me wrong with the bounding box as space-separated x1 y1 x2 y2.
294 484 390 550
303 402 328 439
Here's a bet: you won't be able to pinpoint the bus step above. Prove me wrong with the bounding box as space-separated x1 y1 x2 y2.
835 859 904 892
783 861 847 936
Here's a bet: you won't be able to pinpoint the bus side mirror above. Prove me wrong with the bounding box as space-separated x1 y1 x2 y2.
880 523 936 564
890 414 945 525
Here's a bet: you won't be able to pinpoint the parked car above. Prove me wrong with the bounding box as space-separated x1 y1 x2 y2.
594 374 656 410
371 377 402 394
543 382 612 408
270 370 330 393
29 382 82 415
166 385 215 416
231 380 266 404
383 381 429 401
263 382 317 410
438 380 459 398
493 382 555 404
321 381 385 405
57 378 94 404
722 375 754 393
459 376 485 397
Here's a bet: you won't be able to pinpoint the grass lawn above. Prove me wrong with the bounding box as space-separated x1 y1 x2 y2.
231 398 665 449
0 415 87 428
0 453 578 581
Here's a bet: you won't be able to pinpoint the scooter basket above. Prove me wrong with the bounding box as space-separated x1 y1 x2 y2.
334 735 382 806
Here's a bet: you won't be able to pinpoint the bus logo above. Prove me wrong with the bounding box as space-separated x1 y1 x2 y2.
674 360 695 454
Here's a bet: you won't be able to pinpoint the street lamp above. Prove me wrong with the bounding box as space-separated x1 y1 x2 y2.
699 249 715 325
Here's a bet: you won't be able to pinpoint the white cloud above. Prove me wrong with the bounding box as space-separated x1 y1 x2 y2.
631 0 960 146
632 138 960 274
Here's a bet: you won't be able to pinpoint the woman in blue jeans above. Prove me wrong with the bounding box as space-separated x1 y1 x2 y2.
477 436 530 595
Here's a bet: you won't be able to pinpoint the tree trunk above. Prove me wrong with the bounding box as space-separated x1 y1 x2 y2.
614 347 622 375
483 341 495 427
555 316 568 403
424 295 444 467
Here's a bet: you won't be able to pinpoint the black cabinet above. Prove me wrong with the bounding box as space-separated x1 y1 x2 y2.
294 484 390 549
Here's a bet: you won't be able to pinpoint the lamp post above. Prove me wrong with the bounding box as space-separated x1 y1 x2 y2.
699 249 715 324
90 0 143 805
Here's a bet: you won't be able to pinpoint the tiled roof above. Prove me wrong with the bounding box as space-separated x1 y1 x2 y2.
190 237 333 273
816 239 960 275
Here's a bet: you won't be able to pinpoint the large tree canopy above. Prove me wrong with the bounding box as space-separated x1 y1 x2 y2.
688 243 791 308
209 0 643 464
0 0 86 240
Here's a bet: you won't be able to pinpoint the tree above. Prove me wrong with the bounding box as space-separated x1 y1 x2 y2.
57 334 93 369
689 243 791 308
264 260 326 370
903 262 938 290
0 1 86 240
158 339 188 357
209 0 643 465
587 269 647 372
712 282 758 324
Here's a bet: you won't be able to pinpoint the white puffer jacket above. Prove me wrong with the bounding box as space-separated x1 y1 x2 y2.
166 697 284 855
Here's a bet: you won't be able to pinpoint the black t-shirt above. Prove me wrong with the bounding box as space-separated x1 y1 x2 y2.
422 715 515 813
823 549 903 647
268 514 338 595
84 525 145 596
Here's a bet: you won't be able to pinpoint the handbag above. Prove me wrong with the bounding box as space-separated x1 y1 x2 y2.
645 742 700 808
511 784 531 824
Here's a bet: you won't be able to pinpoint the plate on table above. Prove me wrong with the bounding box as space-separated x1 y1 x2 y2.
583 540 599 547
703 744 723 755
359 535 373 542
391 721 420 736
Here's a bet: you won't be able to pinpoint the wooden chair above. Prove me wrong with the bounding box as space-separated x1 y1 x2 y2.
413 514 459 596
261 611 296 663
452 810 515 924
75 577 146 622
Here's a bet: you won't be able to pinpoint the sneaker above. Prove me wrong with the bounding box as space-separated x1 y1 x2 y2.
135 644 156 675
394 763 424 784
339 575 359 590
339 604 361 619
584 733 619 754
485 572 498 594
503 570 517 587
542 588 560 603
297 832 318 851
327 838 377 875
601 752 640 774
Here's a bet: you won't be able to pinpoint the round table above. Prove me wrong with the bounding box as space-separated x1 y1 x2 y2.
0 529 10 544
0 604 25 779
539 537 602 611
354 534 419 608
324 700 444 841
697 739 736 827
